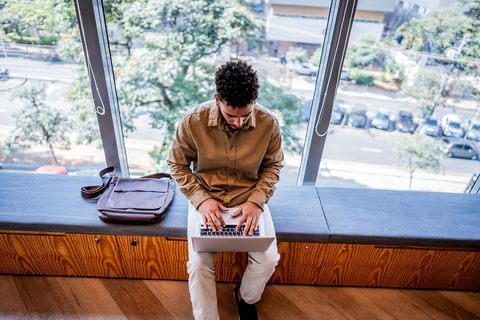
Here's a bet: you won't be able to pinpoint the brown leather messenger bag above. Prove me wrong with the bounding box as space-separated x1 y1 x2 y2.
80 166 175 224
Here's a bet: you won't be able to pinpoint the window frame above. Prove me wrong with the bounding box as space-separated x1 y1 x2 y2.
73 0 479 195
297 0 358 186
74 0 129 177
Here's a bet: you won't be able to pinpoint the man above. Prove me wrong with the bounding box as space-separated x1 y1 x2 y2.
168 60 283 320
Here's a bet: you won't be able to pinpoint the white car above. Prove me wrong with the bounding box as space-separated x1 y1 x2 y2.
288 62 317 76
371 111 391 130
466 123 480 142
441 114 464 138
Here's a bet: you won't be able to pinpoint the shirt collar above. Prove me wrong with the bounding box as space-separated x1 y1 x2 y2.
208 100 256 129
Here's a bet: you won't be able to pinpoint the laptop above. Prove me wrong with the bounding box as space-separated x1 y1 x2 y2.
191 207 275 252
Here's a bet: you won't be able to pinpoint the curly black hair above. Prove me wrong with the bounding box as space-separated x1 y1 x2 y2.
215 60 259 108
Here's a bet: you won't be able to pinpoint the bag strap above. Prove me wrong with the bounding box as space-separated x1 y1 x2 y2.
141 172 171 179
80 167 172 199
80 166 115 199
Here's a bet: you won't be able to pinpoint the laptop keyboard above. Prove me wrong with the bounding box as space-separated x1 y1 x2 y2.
201 224 260 237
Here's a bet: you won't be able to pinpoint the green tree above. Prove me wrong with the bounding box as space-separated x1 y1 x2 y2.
402 68 452 119
286 46 307 64
394 133 443 190
397 2 479 59
2 83 71 165
257 81 303 153
68 0 303 171
309 47 322 66
344 36 382 69
0 0 76 44
394 2 480 121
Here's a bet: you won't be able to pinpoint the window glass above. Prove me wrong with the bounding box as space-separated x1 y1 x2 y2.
0 0 105 176
320 0 480 192
102 0 327 181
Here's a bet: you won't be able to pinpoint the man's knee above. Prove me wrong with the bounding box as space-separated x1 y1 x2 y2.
249 251 280 271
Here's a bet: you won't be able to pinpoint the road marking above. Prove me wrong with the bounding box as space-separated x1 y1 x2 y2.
361 147 383 153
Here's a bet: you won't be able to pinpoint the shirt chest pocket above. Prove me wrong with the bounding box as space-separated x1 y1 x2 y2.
196 133 231 173
235 146 263 178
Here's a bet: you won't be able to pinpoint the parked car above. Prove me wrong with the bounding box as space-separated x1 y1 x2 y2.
346 106 368 128
34 165 68 175
441 114 464 138
419 118 442 137
443 140 479 160
302 100 346 124
465 123 480 142
330 103 346 125
340 68 350 81
45 51 61 63
0 68 9 80
371 110 391 130
395 110 417 133
288 62 317 76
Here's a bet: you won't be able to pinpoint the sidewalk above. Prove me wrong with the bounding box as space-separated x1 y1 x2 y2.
289 78 479 111
283 154 472 193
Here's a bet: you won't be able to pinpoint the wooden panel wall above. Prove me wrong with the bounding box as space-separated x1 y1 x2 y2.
270 242 327 284
0 234 23 274
317 244 480 290
6 232 123 277
116 236 188 280
1 230 479 290
67 234 125 277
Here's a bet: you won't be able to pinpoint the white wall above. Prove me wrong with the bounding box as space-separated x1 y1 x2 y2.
267 0 395 12
266 15 385 45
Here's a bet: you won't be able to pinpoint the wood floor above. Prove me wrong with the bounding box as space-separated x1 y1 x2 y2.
1 275 479 320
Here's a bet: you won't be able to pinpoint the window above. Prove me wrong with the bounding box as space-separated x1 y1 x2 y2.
318 1 480 193
0 0 105 176
101 0 326 182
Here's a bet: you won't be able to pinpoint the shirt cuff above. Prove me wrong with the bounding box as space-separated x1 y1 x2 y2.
189 189 212 210
247 190 267 210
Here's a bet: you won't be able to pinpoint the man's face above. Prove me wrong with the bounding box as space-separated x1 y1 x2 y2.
216 95 254 130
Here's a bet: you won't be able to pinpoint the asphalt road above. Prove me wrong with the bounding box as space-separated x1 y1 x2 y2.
323 126 480 173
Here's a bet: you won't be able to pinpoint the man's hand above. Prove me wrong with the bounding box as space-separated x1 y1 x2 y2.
231 201 262 236
198 199 228 232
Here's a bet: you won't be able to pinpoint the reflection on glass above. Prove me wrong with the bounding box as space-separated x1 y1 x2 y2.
0 0 105 176
104 0 325 182
322 0 480 193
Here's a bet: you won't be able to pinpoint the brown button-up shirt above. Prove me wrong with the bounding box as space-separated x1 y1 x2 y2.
167 100 284 209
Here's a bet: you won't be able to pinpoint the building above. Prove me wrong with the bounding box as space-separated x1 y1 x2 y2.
397 0 456 15
264 0 396 55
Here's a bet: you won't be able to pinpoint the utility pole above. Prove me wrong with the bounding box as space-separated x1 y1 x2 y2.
0 31 8 59
435 35 469 117
465 106 480 138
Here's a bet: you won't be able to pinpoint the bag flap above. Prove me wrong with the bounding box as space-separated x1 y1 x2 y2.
113 177 169 193
106 191 167 210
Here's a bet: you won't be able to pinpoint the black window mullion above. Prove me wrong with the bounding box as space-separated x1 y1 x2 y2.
74 0 129 177
297 0 358 186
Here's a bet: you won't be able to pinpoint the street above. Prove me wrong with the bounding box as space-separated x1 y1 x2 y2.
0 57 478 185
323 126 479 173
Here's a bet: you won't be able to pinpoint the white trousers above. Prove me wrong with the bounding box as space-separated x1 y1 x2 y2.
187 203 280 320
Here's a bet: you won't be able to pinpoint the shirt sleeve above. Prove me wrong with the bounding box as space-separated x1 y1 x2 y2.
167 117 212 209
247 119 284 208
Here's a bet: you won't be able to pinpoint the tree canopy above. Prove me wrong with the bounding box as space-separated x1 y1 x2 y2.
398 1 480 64
65 0 303 170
